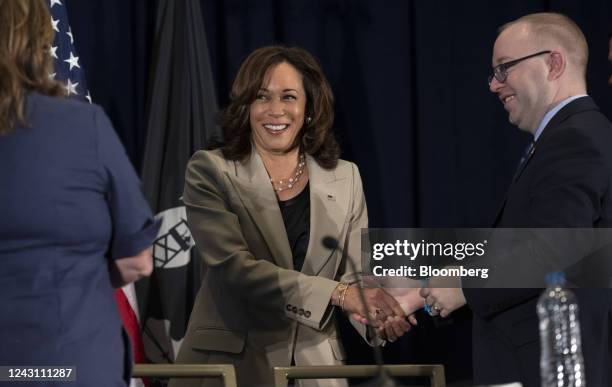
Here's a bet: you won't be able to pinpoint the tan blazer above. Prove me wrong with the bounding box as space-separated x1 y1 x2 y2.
171 148 368 387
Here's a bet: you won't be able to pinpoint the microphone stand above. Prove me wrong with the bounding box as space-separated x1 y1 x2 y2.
322 236 397 387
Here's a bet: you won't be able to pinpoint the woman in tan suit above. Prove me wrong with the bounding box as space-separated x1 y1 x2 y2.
171 46 411 387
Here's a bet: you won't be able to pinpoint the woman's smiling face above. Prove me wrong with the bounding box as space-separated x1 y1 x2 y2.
250 61 306 155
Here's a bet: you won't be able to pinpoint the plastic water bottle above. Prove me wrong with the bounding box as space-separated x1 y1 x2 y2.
536 272 585 387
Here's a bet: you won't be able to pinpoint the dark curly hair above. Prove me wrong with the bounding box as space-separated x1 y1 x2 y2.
215 45 340 169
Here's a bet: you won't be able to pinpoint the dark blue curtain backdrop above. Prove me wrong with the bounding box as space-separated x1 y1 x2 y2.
66 0 612 230
66 0 612 382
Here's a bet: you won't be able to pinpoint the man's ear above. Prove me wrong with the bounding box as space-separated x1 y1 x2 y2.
547 51 565 81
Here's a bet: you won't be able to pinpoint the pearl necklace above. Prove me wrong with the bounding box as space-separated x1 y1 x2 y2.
270 154 306 192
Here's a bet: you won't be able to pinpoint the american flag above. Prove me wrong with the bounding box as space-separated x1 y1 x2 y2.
48 0 90 103
47 2 146 386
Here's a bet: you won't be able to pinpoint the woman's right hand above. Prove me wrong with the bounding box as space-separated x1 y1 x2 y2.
340 286 406 326
108 247 153 288
340 286 416 341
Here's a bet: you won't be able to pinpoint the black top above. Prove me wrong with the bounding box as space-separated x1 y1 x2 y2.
278 184 310 272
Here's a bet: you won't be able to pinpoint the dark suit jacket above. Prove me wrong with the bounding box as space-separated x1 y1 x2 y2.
463 96 612 387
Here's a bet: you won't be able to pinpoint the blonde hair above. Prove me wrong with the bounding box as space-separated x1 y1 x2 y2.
500 13 588 77
0 0 64 134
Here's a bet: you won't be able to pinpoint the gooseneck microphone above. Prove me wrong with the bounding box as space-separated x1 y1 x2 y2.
322 236 398 387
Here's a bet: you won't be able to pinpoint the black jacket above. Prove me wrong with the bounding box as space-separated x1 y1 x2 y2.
463 96 612 387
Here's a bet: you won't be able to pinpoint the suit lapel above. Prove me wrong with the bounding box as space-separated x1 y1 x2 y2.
301 155 348 276
512 142 536 183
492 96 598 226
226 150 294 269
225 151 350 274
493 143 536 226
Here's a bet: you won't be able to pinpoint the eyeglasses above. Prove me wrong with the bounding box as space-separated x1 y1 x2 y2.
488 50 551 85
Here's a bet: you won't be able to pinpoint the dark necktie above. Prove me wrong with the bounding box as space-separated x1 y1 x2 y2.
513 141 535 181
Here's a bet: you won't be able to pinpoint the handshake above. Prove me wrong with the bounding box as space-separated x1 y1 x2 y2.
332 278 467 342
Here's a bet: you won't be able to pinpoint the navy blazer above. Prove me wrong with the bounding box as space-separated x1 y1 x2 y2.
464 96 612 387
0 93 158 387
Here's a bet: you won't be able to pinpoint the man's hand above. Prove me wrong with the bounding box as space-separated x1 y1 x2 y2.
349 312 417 342
385 286 425 316
376 314 415 342
419 286 466 318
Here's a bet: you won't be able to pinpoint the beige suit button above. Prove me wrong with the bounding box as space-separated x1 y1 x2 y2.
286 304 292 311
298 308 304 316
305 311 311 318
292 306 298 314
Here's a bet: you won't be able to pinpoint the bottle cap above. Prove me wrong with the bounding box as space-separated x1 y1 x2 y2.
545 271 566 286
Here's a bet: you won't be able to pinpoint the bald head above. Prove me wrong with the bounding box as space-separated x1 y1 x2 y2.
500 13 588 79
490 13 589 133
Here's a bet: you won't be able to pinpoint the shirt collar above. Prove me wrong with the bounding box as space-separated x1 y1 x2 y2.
533 95 588 141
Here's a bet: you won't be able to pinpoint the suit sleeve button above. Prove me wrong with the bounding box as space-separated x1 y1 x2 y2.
305 311 311 318
286 304 292 311
292 306 298 313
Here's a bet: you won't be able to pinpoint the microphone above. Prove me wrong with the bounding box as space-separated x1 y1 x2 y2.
322 236 398 387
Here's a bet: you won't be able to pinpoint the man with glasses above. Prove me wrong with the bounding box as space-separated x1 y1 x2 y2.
421 13 612 386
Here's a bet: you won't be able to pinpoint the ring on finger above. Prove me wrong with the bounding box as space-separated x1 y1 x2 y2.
424 303 437 316
370 309 382 320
